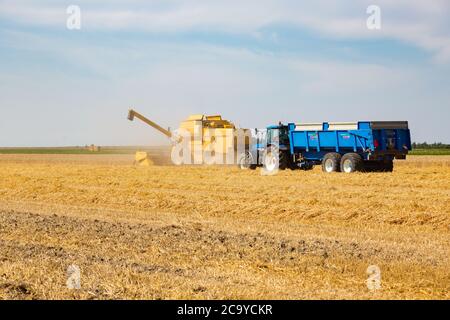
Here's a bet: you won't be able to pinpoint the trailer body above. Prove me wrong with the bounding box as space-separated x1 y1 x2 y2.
288 121 411 161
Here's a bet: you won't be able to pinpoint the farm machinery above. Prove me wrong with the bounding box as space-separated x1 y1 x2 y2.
128 109 412 173
240 121 412 173
127 109 250 165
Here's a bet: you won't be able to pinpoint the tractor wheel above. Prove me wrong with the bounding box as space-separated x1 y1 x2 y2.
263 149 278 173
340 153 363 173
322 153 342 173
363 161 380 172
263 147 287 173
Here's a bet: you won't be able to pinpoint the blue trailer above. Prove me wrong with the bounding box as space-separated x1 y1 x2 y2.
239 121 411 173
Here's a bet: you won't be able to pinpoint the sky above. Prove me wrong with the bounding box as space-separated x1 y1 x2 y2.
0 0 449 146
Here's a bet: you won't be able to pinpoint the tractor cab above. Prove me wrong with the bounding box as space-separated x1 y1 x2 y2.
266 124 290 151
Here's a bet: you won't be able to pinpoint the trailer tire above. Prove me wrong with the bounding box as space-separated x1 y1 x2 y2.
322 153 342 173
340 153 363 173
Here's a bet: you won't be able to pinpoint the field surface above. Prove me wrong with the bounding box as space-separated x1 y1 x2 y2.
0 153 449 299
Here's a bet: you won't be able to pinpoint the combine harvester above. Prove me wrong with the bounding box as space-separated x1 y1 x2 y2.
127 109 250 165
243 121 412 173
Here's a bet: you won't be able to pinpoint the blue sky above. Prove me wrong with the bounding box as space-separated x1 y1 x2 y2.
0 0 449 146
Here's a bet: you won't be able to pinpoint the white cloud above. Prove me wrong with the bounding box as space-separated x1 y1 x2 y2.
1 0 450 63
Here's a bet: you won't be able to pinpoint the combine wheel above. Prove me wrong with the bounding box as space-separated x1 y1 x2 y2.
237 151 257 170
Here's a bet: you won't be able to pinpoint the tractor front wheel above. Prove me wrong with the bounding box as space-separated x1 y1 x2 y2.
263 147 288 173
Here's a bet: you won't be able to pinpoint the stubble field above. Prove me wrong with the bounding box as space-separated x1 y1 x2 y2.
0 153 449 299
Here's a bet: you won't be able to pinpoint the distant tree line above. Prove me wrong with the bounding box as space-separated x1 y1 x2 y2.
412 142 450 149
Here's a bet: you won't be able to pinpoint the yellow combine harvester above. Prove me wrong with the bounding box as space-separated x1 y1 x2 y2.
127 109 250 165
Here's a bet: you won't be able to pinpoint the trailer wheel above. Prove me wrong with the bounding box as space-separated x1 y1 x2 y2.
322 153 342 173
340 153 363 173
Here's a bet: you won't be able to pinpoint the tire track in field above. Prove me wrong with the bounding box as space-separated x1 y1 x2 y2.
0 210 445 267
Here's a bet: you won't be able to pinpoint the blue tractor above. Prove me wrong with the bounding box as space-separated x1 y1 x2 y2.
240 121 411 173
